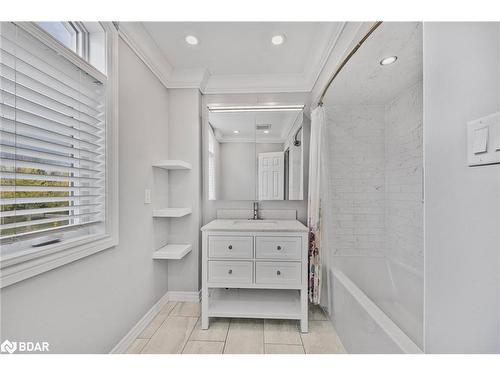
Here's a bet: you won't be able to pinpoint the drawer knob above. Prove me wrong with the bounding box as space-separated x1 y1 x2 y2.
277 245 282 251
228 245 233 250
228 269 233 274
277 270 281 276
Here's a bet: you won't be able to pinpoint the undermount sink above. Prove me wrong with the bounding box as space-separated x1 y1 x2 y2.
232 220 278 225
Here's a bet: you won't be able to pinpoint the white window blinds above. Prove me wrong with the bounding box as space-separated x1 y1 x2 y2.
0 22 106 242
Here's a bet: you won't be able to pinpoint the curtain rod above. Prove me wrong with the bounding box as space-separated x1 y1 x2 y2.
317 21 383 107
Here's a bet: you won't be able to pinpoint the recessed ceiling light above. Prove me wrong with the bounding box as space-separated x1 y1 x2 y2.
380 56 397 66
271 34 286 46
263 130 270 134
233 130 240 134
185 35 199 45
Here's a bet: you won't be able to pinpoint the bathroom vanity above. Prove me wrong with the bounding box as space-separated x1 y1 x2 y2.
201 219 309 332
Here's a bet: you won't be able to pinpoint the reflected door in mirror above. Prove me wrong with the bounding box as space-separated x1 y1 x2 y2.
258 152 284 200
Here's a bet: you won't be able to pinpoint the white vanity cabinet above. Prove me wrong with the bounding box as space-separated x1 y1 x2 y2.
201 219 309 333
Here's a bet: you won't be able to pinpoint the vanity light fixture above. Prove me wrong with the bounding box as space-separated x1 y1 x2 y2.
380 55 397 66
233 130 240 134
208 105 304 113
271 34 286 46
185 35 199 45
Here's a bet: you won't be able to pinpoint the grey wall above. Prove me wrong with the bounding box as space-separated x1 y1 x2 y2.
166 89 202 292
217 142 284 201
424 22 500 353
219 142 256 200
0 39 171 353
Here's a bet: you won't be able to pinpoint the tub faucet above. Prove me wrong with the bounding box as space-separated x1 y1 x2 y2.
252 201 260 220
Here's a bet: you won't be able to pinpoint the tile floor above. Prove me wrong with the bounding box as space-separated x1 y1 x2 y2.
126 301 346 354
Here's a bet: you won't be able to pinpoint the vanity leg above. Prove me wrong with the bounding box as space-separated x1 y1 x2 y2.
300 317 308 333
201 287 209 329
300 287 308 333
202 314 209 330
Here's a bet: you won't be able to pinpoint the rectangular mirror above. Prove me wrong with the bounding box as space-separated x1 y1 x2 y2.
206 107 305 201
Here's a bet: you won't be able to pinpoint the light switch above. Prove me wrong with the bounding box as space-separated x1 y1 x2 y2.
144 189 152 204
492 122 500 151
473 126 488 154
468 112 500 166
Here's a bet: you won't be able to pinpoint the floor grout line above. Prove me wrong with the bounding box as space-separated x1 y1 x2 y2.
298 320 307 354
133 303 345 354
186 316 200 342
262 319 265 354
138 301 178 340
137 302 179 353
179 314 199 354
222 318 231 354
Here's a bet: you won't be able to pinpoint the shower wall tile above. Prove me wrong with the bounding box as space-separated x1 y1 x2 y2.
325 105 386 258
324 88 423 274
384 82 423 274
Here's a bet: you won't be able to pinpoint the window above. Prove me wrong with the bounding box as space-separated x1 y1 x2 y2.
0 22 118 287
37 22 79 53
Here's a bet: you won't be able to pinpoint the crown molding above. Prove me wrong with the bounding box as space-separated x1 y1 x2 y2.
118 22 173 88
118 22 355 96
309 22 365 107
118 22 210 91
169 67 211 89
306 22 347 90
203 73 312 94
201 23 346 94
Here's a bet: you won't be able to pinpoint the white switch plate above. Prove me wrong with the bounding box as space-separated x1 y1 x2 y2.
144 189 152 204
467 112 500 166
472 126 488 154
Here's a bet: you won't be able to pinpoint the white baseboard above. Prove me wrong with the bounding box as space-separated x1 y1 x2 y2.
109 290 200 353
166 290 201 302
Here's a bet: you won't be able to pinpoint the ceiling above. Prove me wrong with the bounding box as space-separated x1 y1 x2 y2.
141 22 342 93
324 22 423 106
209 110 300 143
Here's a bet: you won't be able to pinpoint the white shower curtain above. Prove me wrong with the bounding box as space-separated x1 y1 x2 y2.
307 106 326 305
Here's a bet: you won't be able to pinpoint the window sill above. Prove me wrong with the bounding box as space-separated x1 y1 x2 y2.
0 234 118 288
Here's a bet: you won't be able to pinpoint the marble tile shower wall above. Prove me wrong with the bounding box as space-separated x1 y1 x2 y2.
384 82 423 273
325 83 423 274
325 106 386 258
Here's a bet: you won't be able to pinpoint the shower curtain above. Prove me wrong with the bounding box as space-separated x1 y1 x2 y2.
307 106 326 305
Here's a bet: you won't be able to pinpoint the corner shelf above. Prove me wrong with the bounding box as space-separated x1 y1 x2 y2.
153 208 192 218
151 159 192 261
152 160 192 170
153 244 192 260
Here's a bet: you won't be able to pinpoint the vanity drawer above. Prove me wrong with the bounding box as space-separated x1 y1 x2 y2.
255 262 301 286
255 236 301 260
208 261 253 284
208 236 253 259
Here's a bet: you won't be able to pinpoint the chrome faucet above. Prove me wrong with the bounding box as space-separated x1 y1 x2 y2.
252 201 261 220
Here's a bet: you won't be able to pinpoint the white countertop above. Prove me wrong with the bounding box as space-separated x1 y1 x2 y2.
201 219 308 232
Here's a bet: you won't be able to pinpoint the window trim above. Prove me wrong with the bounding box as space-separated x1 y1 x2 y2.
0 22 119 288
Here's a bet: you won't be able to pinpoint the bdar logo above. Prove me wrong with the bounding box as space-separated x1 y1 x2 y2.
1 340 17 354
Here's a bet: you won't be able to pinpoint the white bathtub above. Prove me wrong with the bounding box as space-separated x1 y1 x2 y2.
328 256 423 353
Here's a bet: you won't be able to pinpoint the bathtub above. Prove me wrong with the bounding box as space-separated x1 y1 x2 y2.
327 256 423 353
